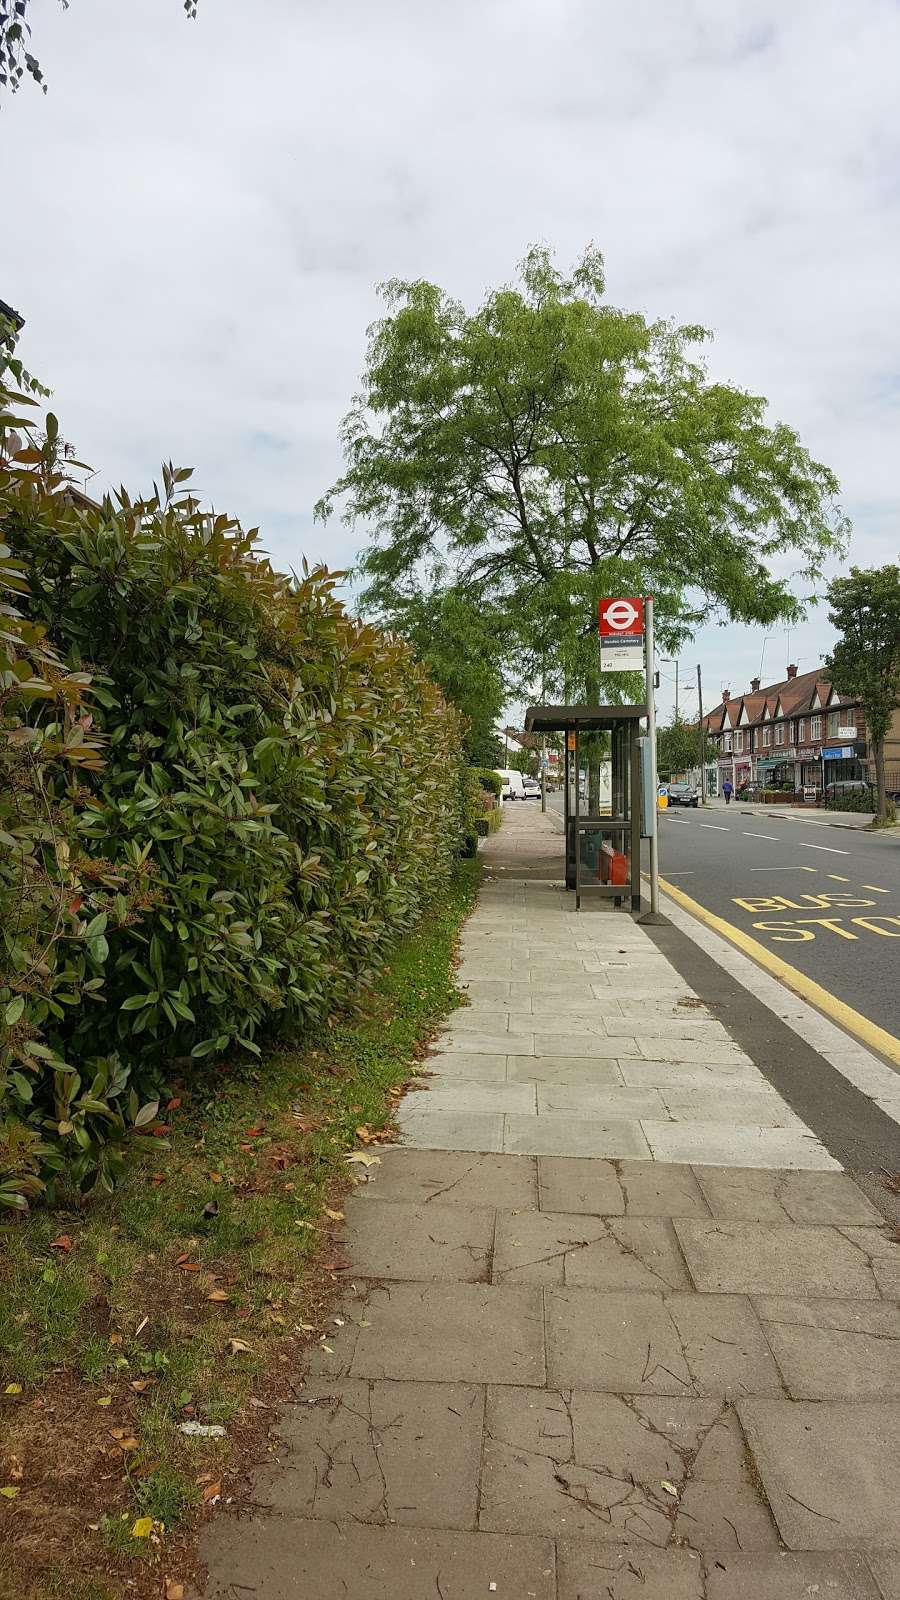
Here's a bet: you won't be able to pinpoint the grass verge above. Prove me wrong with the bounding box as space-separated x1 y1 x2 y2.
0 858 479 1600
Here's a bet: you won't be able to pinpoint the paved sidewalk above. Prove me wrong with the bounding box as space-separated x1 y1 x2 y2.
201 804 900 1599
703 797 879 830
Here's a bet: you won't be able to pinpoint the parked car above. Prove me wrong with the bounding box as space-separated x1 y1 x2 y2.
824 779 870 802
521 776 541 798
494 769 526 801
666 780 699 808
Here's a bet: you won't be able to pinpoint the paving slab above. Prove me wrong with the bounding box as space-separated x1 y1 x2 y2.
491 1210 690 1290
634 1037 753 1065
738 1399 900 1550
754 1295 900 1400
423 1051 509 1080
838 1226 900 1297
480 1388 758 1546
659 1089 801 1129
507 1054 625 1086
869 1555 900 1598
533 1032 641 1059
557 1545 705 1599
357 1148 538 1209
674 1220 882 1298
399 1080 537 1114
438 1029 527 1055
536 1084 668 1119
703 1551 883 1599
343 1198 494 1281
396 1109 504 1152
200 1517 557 1600
545 1288 782 1396
349 1281 545 1385
693 1167 882 1225
503 1114 652 1159
616 1162 713 1217
256 1378 483 1526
643 1122 840 1171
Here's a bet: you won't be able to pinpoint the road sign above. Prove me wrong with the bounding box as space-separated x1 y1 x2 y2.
598 597 645 672
599 597 645 635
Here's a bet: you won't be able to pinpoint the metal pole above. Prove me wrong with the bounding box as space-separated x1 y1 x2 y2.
541 653 547 813
696 663 707 804
674 659 679 723
645 595 660 916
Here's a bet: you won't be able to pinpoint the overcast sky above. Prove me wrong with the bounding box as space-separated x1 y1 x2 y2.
6 0 900 722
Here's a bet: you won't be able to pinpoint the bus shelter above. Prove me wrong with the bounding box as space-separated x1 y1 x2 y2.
524 704 647 912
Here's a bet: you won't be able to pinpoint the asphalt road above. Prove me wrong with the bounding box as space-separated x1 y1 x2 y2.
544 790 900 1045
657 804 900 1042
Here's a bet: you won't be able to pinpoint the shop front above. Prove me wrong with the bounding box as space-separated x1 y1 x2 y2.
822 742 867 787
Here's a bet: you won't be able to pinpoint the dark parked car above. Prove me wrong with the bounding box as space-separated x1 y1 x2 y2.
667 780 699 808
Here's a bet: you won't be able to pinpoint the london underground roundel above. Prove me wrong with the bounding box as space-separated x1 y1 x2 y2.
598 597 645 636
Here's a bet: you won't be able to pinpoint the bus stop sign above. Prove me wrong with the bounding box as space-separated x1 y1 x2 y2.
599 597 645 671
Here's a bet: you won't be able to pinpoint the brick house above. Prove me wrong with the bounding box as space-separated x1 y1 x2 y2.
701 664 899 799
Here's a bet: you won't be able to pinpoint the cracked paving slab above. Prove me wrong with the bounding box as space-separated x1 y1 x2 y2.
342 1197 494 1282
479 1388 776 1550
545 1288 782 1397
738 1399 900 1551
200 1517 557 1599
251 1378 483 1529
491 1210 691 1290
674 1220 887 1298
753 1296 900 1400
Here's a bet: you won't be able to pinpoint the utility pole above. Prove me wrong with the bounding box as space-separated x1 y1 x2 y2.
540 653 547 813
697 663 707 804
674 660 679 724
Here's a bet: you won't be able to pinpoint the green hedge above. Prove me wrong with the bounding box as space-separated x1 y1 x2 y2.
0 385 469 1207
477 768 503 797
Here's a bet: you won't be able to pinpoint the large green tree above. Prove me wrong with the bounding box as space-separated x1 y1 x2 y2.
657 717 716 781
319 246 848 700
825 565 900 822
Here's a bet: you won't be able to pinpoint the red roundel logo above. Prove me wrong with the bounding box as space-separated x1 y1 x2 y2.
599 597 645 635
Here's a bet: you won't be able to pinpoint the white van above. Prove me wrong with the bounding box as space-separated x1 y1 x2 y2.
494 768 526 801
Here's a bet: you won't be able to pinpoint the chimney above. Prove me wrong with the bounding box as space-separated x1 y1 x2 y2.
750 677 760 693
786 663 798 679
721 688 730 704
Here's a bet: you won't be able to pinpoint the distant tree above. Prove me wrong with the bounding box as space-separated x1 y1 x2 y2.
657 717 715 779
508 747 538 777
825 565 900 823
1 1 196 95
319 245 849 701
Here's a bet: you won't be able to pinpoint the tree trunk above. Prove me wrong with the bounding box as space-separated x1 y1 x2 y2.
874 736 887 821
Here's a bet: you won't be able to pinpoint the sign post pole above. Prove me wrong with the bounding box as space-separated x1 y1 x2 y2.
644 595 660 917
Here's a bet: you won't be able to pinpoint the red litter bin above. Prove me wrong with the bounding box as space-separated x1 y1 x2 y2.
598 841 628 885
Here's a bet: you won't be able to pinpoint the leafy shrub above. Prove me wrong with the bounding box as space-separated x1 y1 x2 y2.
477 768 502 797
1 382 469 1206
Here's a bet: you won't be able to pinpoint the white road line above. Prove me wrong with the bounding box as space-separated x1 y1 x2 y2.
662 870 695 876
827 874 850 883
798 841 851 856
667 817 691 825
750 865 817 872
699 823 729 831
743 832 780 841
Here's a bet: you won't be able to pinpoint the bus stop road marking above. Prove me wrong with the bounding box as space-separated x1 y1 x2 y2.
827 874 851 882
864 885 891 894
798 841 851 855
743 832 780 840
658 875 900 1068
699 823 729 831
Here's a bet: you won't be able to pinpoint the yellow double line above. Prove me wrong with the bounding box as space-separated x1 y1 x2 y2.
659 875 900 1069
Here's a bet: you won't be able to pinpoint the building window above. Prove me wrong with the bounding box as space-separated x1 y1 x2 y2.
775 723 785 744
723 733 732 752
797 718 805 742
811 715 821 740
734 731 743 753
828 711 840 735
841 707 856 729
762 726 771 747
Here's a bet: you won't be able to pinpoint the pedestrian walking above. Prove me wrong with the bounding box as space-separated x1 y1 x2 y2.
722 778 733 805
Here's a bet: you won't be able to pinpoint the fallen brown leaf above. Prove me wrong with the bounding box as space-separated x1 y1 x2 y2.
207 1288 230 1303
201 1481 221 1502
49 1235 72 1253
165 1582 185 1600
228 1338 252 1355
